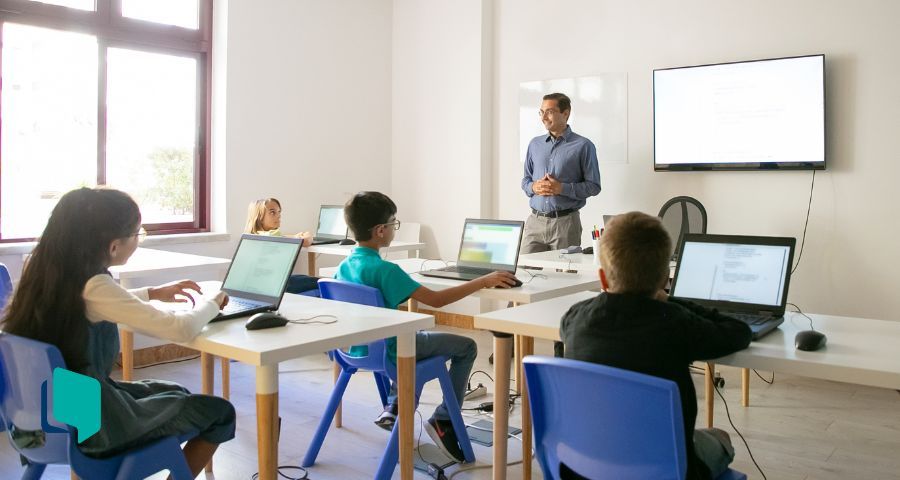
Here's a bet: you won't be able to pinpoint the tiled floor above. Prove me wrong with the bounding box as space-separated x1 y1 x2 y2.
3 326 900 479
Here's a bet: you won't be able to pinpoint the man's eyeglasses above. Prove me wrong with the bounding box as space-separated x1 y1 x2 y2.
132 227 147 243
539 108 560 117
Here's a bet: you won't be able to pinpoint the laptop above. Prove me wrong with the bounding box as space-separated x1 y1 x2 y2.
311 205 349 245
669 233 796 339
211 234 303 321
420 219 525 281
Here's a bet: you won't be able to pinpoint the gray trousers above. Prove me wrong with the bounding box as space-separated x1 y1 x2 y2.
521 211 583 254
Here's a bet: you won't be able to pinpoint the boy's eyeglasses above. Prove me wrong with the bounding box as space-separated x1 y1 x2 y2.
132 227 147 243
372 220 401 231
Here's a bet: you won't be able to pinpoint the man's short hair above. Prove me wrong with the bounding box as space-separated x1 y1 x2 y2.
600 212 672 295
344 191 397 242
543 92 571 113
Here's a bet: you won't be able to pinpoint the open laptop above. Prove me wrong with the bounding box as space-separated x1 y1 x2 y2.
211 234 303 321
669 233 796 339
311 205 349 245
420 219 525 281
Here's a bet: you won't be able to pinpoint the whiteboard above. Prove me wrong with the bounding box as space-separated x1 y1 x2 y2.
519 74 627 164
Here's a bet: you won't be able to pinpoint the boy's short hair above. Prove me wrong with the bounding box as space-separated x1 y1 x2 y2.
344 191 397 242
600 211 672 295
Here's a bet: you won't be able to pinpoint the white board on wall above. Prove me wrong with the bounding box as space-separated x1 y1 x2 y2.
519 74 627 164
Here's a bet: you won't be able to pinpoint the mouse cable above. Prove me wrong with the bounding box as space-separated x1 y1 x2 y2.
753 369 775 385
288 314 338 325
713 383 767 480
787 302 815 330
250 465 307 480
521 269 547 283
791 169 816 275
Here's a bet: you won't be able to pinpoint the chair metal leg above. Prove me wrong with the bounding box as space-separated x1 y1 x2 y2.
22 463 47 480
302 368 354 467
435 369 475 462
374 372 390 407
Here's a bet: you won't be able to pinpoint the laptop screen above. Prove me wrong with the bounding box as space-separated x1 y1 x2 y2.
316 205 348 239
670 234 795 311
222 235 301 300
457 219 524 269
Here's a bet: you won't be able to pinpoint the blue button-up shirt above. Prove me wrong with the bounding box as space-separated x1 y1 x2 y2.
521 125 601 213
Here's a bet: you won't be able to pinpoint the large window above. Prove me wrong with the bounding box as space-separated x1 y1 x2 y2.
0 0 212 241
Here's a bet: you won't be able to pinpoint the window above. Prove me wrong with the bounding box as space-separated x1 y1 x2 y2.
0 0 211 241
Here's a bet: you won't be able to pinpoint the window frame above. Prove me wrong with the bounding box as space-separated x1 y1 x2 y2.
0 0 213 241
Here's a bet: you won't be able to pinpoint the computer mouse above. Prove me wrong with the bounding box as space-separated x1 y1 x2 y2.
795 329 827 351
582 246 594 255
245 312 289 330
338 238 357 246
493 277 524 288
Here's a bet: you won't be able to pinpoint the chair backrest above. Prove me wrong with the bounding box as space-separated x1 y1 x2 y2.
0 263 12 309
523 356 687 480
0 332 72 465
317 279 393 375
658 196 708 261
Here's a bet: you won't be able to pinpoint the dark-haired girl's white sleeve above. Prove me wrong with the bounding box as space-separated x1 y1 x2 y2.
83 274 220 343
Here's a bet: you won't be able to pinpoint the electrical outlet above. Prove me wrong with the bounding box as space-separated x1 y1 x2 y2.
464 384 487 401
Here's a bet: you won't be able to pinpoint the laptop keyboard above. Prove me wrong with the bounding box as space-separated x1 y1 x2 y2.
435 265 491 275
221 298 264 314
729 313 775 326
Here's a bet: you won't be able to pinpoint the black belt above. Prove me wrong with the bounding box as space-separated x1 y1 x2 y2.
532 208 575 218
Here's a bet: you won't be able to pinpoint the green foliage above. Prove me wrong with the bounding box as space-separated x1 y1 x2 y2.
147 147 193 215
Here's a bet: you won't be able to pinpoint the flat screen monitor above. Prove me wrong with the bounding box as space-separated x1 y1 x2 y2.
653 54 825 171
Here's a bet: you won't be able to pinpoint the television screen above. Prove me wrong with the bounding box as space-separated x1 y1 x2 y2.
653 54 825 171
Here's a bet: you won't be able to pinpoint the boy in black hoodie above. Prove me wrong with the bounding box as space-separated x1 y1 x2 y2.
560 211 752 480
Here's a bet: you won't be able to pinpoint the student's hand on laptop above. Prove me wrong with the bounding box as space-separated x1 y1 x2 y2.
478 271 519 289
295 231 312 247
213 291 229 308
148 280 203 305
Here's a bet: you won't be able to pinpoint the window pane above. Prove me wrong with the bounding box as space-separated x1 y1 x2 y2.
1 23 98 239
106 48 197 225
25 0 94 10
122 0 199 29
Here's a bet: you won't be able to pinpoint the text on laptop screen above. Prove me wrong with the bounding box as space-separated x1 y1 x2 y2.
318 207 347 236
672 241 790 306
459 223 522 266
222 238 299 296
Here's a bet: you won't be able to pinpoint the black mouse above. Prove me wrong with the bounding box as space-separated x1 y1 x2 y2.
582 246 594 255
493 277 524 288
245 312 288 330
338 238 356 245
795 330 827 351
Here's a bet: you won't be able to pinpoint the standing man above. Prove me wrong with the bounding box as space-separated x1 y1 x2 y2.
521 92 601 253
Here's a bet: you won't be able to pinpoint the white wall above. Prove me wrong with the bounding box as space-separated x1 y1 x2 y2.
493 0 900 320
391 0 493 259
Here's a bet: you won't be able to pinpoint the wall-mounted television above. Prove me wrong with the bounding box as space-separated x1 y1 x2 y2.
653 54 825 171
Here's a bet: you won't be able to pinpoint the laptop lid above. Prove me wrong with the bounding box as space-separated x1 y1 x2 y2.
455 219 525 272
315 205 349 241
669 234 796 316
220 234 302 306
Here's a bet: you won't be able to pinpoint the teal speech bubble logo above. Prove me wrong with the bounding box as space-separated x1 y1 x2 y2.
51 368 101 443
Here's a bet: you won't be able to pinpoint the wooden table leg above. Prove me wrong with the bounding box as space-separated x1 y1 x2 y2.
71 470 78 479
492 332 513 480
120 328 134 381
201 352 215 473
307 252 316 277
519 336 534 480
705 362 715 428
221 357 230 400
742 368 750 407
396 332 417 480
333 361 342 428
256 365 279 480
513 335 522 394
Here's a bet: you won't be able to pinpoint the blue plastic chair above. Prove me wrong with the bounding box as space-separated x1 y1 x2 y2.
302 279 475 479
0 332 197 479
523 356 747 480
0 263 12 309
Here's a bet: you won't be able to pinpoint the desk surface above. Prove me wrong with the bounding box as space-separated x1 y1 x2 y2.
517 250 599 272
321 258 600 305
306 241 425 256
110 248 231 281
182 283 435 366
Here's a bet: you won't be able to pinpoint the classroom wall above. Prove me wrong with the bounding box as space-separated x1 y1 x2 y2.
493 0 900 320
391 0 493 259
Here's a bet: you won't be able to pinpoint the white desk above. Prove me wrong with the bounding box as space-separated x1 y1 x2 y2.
517 250 599 272
110 248 231 381
183 286 433 480
306 241 425 276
